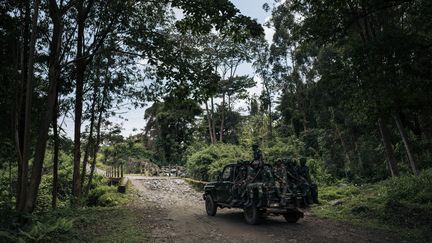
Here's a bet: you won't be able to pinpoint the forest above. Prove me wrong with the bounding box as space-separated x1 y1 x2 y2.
1 0 432 242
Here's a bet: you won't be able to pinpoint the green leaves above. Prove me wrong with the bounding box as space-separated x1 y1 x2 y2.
172 0 264 39
144 97 202 165
18 217 74 242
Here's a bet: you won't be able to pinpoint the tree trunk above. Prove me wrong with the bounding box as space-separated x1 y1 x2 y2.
80 83 98 189
378 118 399 177
23 0 63 212
205 101 214 144
268 97 273 140
393 113 418 175
52 93 59 209
15 0 31 211
17 0 41 212
211 96 216 143
72 0 87 200
330 107 352 168
219 93 225 142
86 76 109 195
73 0 96 199
16 0 41 212
354 140 364 170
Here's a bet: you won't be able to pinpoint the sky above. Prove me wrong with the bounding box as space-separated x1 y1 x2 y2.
63 0 273 138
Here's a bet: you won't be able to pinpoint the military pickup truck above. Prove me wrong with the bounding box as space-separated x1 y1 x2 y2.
203 162 305 224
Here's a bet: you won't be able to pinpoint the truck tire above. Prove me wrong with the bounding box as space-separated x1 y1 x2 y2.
244 205 261 225
205 194 217 216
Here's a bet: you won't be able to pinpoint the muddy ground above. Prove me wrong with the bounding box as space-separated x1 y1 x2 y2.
128 176 402 243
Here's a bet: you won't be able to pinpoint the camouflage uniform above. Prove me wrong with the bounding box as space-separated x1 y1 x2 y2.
246 148 265 206
252 144 263 166
298 158 319 204
274 159 288 196
285 158 299 183
233 165 248 200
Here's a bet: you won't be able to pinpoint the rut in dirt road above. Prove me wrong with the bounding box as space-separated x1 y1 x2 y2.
129 177 401 243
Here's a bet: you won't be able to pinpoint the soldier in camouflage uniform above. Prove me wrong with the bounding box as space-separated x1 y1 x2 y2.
274 158 287 196
245 145 265 206
232 163 248 203
297 157 319 204
284 158 299 184
252 144 263 165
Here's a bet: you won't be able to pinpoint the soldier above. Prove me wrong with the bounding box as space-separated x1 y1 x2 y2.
233 163 248 201
297 157 319 204
252 144 263 166
244 146 265 206
246 144 263 182
297 158 311 182
284 158 299 183
274 158 287 196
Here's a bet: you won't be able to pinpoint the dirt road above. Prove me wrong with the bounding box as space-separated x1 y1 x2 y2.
129 176 401 243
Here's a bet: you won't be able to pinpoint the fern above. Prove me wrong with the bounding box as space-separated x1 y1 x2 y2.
18 217 75 242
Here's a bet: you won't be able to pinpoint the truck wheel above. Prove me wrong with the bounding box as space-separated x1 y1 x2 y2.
283 212 301 223
244 206 261 225
205 194 217 216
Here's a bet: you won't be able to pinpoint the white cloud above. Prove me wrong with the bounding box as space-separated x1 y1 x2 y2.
264 23 275 45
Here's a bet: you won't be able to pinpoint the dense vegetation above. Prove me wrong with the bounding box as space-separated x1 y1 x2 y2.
315 169 432 241
1 0 432 241
0 0 261 241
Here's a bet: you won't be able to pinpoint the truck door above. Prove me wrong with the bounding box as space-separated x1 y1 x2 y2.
216 165 235 203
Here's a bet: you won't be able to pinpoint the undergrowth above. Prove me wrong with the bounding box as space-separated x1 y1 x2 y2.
312 169 432 242
0 182 134 242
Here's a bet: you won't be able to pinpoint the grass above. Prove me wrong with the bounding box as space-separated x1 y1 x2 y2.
0 182 149 243
311 170 432 242
56 182 149 242
87 184 132 207
49 206 149 243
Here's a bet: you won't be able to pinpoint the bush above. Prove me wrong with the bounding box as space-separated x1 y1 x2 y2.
18 217 74 242
319 184 361 201
186 144 250 181
0 216 74 243
87 185 129 207
307 158 336 185
382 169 432 205
262 136 305 162
313 169 432 241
